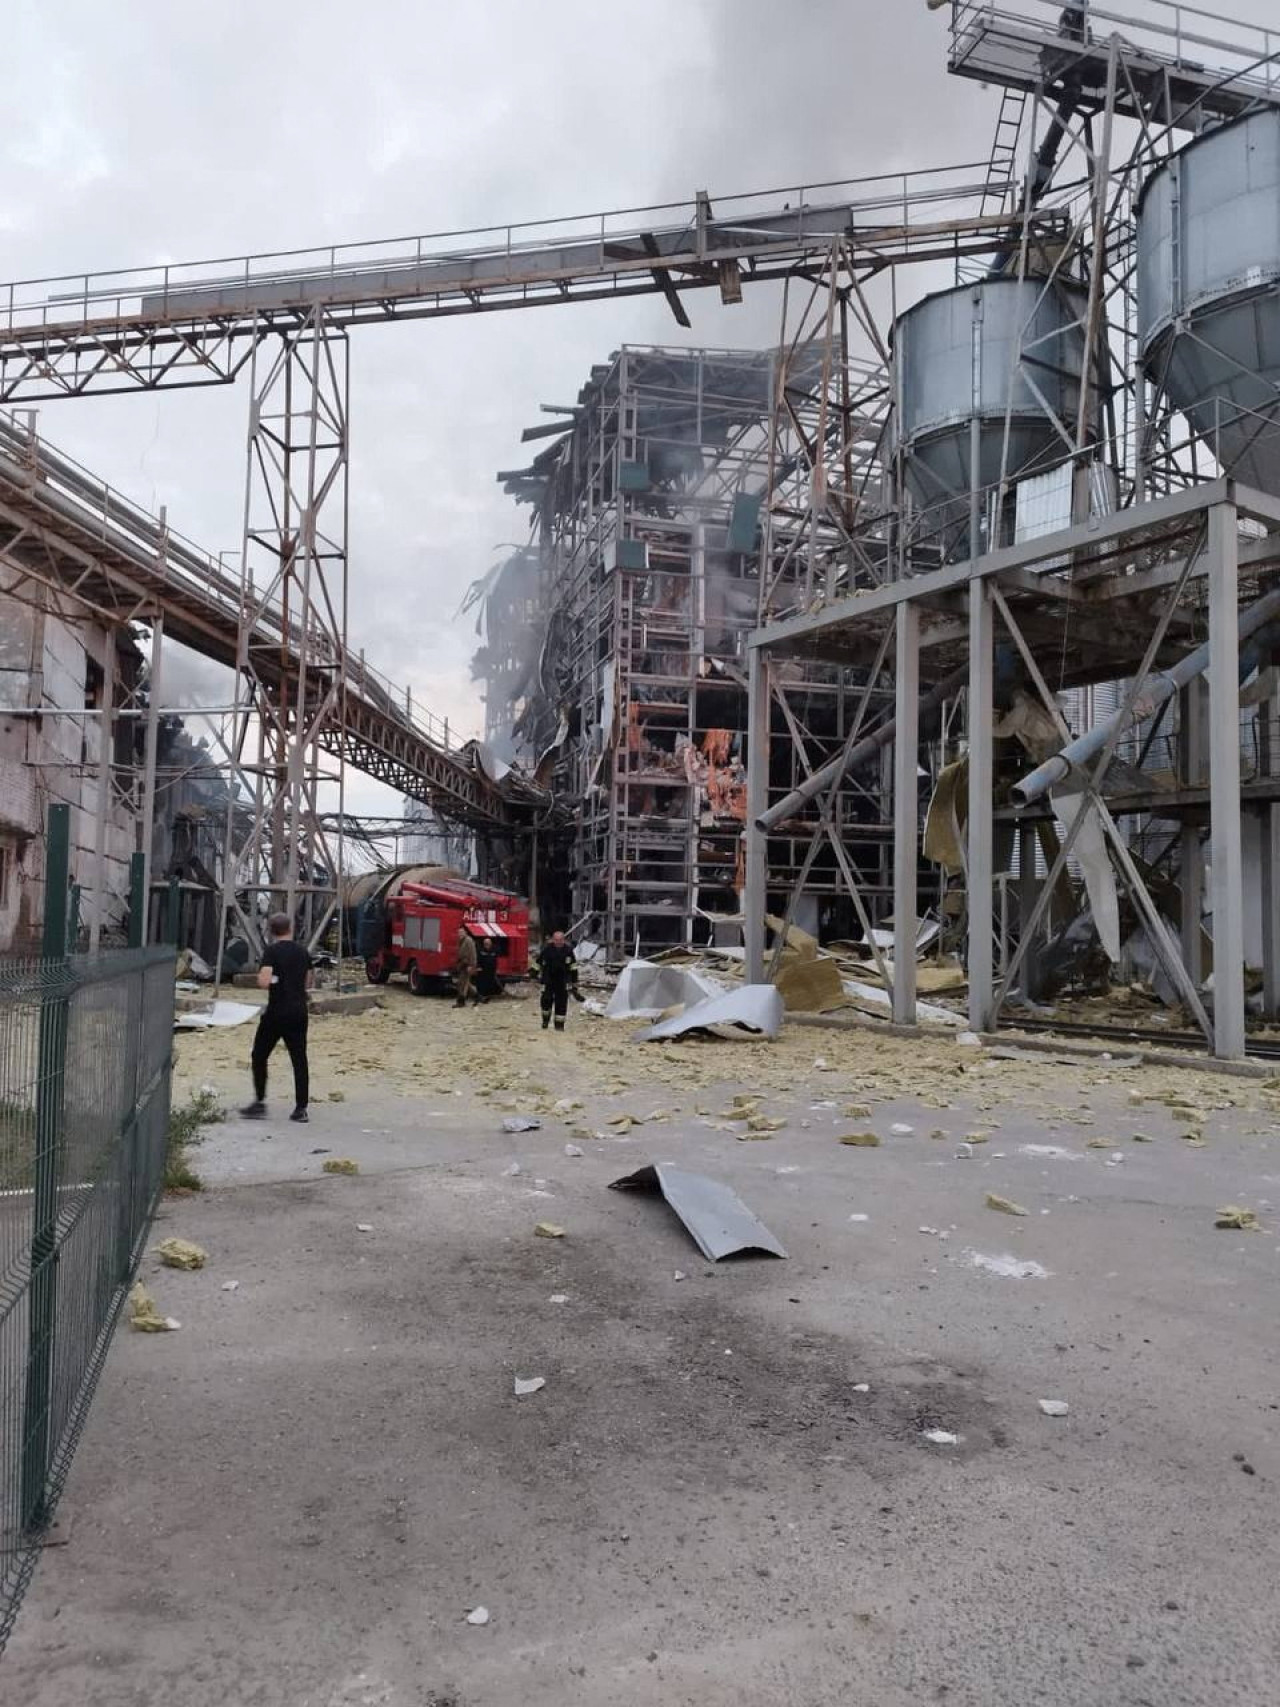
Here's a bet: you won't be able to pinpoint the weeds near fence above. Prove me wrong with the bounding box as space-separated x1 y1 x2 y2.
166 1088 223 1192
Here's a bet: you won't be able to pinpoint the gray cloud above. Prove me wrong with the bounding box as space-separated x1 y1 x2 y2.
6 0 1274 820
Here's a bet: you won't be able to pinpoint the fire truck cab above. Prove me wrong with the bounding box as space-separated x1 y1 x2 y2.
363 879 530 995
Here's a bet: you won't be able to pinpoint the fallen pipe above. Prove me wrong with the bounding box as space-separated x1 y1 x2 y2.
1013 588 1280 805
754 662 968 832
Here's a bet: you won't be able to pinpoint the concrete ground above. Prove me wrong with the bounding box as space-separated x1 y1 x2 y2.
5 989 1280 1706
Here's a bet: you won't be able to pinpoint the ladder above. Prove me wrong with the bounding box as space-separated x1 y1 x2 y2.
958 87 1028 284
982 86 1028 218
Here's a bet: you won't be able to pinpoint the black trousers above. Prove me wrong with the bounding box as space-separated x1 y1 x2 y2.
541 980 569 1024
251 1010 309 1107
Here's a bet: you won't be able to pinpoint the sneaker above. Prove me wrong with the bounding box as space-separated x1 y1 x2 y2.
290 1107 309 1123
240 1101 267 1120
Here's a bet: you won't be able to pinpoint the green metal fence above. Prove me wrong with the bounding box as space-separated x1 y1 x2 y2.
0 808 175 1654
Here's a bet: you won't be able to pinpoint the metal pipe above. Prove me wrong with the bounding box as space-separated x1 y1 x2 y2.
1012 585 1280 804
754 661 967 832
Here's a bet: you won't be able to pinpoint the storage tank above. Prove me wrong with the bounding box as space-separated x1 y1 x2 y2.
892 277 1094 561
1138 109 1280 497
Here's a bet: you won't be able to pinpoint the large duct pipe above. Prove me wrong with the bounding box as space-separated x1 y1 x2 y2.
754 662 969 832
1013 588 1280 805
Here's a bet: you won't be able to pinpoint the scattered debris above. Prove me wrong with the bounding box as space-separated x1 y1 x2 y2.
1038 1399 1070 1418
922 1429 959 1445
1131 1133 1156 1143
985 1193 1029 1217
956 1031 982 1048
744 1115 786 1136
328 1090 346 1103
965 1132 990 1144
534 1222 566 1239
220 1280 240 1293
673 1270 687 1282
838 1132 880 1148
564 1143 584 1158
548 1294 569 1305
843 1104 872 1120
852 1382 870 1393
889 1122 915 1137
552 1097 583 1115
127 1283 180 1332
322 1158 360 1175
156 1237 206 1270
465 1606 491 1627
638 984 784 1043
502 1117 542 1133
610 1163 787 1260
355 1223 374 1233
1085 1138 1116 1150
966 1251 1049 1279
1215 1205 1263 1231
502 1161 522 1177
848 1212 870 1223
175 1000 260 1031
514 1376 546 1396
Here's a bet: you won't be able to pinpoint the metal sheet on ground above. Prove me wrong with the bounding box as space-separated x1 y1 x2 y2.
610 1163 788 1261
636 984 784 1041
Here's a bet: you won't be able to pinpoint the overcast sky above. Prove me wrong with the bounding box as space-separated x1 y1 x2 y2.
6 0 1275 819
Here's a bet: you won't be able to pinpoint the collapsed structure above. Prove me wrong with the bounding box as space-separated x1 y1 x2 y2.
480 343 892 953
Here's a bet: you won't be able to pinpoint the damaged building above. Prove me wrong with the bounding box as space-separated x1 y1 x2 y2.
480 344 892 953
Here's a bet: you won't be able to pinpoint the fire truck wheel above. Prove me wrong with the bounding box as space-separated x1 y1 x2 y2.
364 955 391 985
408 962 429 997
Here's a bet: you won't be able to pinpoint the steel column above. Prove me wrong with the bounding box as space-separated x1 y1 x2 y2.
745 646 769 983
1207 502 1246 1058
893 604 920 1023
1259 697 1280 1019
139 609 164 908
967 577 995 1030
89 635 114 953
1178 680 1206 986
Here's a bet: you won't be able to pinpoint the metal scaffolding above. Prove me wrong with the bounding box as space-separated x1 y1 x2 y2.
745 0 1280 1059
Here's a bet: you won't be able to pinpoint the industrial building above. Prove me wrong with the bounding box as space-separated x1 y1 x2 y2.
472 0 1280 1060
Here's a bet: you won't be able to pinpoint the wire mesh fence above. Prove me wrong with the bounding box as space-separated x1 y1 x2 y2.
0 944 175 1654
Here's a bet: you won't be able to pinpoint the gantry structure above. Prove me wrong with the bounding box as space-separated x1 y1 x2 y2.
746 0 1280 1058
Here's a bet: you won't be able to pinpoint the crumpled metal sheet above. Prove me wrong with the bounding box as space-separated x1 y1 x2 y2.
174 1000 261 1030
636 983 783 1041
605 958 725 1021
610 1163 787 1260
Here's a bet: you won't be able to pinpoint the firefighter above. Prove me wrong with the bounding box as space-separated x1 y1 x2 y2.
454 926 479 1008
475 936 501 1003
537 928 577 1032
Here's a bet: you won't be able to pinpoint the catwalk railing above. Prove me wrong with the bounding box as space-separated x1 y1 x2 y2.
0 942 175 1653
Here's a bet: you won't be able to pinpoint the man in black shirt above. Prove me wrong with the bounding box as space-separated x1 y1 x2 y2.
537 929 577 1032
241 912 313 1122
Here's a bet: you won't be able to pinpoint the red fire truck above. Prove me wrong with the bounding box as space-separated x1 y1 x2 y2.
361 878 530 995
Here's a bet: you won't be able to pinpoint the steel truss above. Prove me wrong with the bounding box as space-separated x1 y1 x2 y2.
746 1 1280 1058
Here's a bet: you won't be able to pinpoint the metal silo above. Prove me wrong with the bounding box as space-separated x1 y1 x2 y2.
1138 109 1280 497
892 276 1093 562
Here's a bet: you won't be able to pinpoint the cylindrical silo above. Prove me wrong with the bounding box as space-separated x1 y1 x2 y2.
1137 109 1280 497
891 276 1094 562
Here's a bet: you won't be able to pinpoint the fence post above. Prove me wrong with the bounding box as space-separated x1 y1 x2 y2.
128 852 146 949
21 803 72 1533
165 877 181 947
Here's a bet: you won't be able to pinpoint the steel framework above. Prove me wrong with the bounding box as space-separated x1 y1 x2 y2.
744 0 1280 1058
